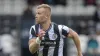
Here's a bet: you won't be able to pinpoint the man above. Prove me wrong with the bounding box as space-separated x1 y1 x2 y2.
29 4 82 56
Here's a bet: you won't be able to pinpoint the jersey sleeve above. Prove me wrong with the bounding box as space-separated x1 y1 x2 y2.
29 26 36 39
62 25 69 37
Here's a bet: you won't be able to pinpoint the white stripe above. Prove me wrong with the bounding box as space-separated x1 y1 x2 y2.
58 25 64 56
58 37 64 56
48 24 55 56
39 46 44 56
29 25 35 39
48 47 55 56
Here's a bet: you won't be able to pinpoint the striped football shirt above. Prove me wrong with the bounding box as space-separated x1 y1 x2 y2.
29 22 69 56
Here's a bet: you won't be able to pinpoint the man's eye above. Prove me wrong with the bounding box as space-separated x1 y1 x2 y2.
38 13 41 14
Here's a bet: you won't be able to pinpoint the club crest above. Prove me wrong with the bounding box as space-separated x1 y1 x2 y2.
53 34 57 39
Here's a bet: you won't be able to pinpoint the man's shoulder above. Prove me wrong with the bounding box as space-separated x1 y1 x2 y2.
31 25 35 28
52 22 68 28
52 22 63 26
58 24 68 28
31 24 39 28
30 25 36 30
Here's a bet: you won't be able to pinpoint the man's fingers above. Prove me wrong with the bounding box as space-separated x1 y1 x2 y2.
39 29 45 35
43 34 45 36
40 29 45 34
38 29 46 39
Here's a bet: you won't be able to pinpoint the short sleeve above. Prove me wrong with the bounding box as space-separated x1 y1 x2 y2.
62 25 69 36
29 26 36 39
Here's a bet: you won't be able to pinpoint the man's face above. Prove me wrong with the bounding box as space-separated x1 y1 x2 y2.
35 8 48 24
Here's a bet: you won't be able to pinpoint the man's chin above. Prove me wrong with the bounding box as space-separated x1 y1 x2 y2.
36 22 44 24
36 22 40 24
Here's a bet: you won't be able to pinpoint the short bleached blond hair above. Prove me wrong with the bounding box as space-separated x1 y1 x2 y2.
37 4 51 12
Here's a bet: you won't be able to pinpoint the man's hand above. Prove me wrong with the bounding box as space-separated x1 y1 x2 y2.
29 29 46 54
38 29 45 40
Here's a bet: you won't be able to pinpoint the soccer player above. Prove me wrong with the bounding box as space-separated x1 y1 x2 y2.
29 4 83 56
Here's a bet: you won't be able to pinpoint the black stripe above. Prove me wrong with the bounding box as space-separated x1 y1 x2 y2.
62 25 69 36
62 29 68 36
31 28 36 37
35 24 39 36
53 23 60 56
43 32 50 56
63 38 67 56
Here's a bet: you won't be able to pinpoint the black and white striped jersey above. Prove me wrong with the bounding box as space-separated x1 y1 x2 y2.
29 22 69 56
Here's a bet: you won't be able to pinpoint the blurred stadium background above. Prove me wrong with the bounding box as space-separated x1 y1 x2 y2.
0 0 100 56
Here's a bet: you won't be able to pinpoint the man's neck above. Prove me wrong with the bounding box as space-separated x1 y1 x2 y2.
40 20 51 31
